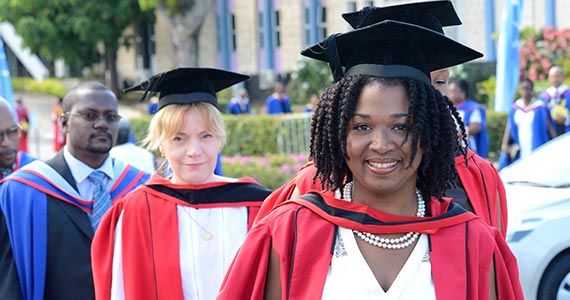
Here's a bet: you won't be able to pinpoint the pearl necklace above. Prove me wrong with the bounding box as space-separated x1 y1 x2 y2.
343 182 425 250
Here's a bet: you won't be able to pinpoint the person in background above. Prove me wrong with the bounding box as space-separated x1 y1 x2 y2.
52 97 67 152
449 78 490 158
0 81 150 300
254 3 509 238
219 18 521 300
304 94 318 113
227 88 251 115
147 96 159 115
430 68 451 96
538 65 570 135
431 68 508 235
14 96 29 153
110 118 156 174
499 78 556 169
265 81 292 114
0 97 36 179
92 68 272 300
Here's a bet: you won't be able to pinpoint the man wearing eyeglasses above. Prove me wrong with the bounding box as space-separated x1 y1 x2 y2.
0 98 37 179
0 81 150 300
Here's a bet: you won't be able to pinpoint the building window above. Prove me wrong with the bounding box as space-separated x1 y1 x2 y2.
304 7 311 46
365 0 374 6
319 6 327 39
273 10 281 48
258 11 264 48
230 14 237 51
303 4 327 46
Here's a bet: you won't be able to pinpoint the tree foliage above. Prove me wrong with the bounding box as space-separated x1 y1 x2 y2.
138 0 215 66
287 58 333 105
139 0 195 15
0 0 152 91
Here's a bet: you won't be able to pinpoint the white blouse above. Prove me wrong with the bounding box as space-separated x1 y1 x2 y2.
321 227 435 300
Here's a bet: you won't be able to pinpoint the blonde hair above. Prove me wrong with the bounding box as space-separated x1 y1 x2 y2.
143 102 226 152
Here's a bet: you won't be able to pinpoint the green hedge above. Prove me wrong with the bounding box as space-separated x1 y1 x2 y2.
11 77 67 98
130 114 282 156
486 110 508 161
129 110 509 162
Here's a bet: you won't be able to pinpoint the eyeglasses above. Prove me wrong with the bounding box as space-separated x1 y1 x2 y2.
66 111 122 123
0 126 21 142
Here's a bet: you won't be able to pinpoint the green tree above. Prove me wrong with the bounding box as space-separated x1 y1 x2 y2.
288 58 333 105
0 0 152 94
139 0 215 66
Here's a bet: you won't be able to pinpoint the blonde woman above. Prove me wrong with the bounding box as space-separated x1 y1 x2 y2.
91 68 271 300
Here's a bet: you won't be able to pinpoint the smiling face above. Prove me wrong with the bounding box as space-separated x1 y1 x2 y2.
161 108 223 185
345 82 422 204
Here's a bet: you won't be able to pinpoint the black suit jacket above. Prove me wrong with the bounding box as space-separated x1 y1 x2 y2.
0 152 96 300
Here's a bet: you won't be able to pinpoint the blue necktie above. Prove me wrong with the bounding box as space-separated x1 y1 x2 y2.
88 171 112 231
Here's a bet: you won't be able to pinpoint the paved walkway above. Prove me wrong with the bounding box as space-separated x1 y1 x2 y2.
22 92 145 161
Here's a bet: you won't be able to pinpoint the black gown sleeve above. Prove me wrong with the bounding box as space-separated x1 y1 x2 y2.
0 210 23 300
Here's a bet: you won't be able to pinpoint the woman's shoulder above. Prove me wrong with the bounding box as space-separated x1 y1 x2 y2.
257 196 324 224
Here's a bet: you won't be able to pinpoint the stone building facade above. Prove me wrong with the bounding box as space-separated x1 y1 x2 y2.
116 0 569 92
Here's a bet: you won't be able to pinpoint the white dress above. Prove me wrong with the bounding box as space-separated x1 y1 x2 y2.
321 227 435 300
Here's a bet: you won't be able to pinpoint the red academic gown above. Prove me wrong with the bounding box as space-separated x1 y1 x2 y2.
455 149 508 236
219 192 523 300
91 174 271 300
255 153 508 237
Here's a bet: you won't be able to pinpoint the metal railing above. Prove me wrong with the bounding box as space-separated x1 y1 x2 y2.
277 112 312 155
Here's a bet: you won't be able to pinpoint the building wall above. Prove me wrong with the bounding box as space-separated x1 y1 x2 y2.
116 27 138 87
235 0 259 74
199 11 218 68
454 0 487 60
117 0 569 84
154 10 176 72
278 0 304 75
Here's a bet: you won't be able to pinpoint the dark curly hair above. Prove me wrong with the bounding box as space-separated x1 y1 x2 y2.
310 75 467 201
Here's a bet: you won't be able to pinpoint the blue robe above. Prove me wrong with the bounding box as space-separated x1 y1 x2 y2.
0 159 149 300
266 93 292 114
226 99 251 115
499 100 552 169
457 100 489 158
538 89 570 135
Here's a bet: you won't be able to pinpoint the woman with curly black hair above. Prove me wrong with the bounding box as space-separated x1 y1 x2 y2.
219 16 522 300
310 75 463 206
254 3 509 240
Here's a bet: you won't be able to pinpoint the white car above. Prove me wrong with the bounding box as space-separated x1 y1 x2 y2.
501 132 570 300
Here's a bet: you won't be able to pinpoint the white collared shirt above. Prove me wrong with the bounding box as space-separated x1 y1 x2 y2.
62 145 115 199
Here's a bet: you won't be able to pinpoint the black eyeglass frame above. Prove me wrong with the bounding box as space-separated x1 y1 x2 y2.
65 111 122 123
0 125 21 142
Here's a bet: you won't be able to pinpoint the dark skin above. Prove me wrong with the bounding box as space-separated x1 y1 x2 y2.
265 82 421 297
59 88 119 169
0 101 21 169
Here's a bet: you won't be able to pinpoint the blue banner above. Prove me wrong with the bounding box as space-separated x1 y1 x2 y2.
0 38 15 105
495 0 523 112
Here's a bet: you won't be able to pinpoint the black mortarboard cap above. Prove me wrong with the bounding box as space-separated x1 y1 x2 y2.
301 20 483 83
124 68 250 111
342 0 461 33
